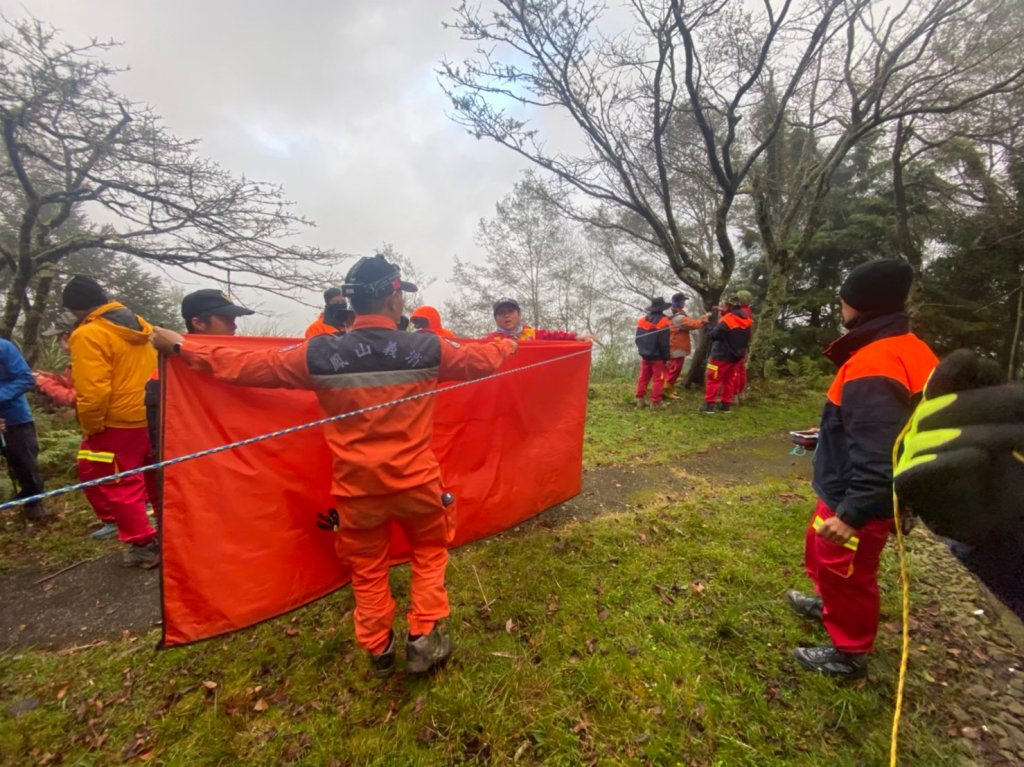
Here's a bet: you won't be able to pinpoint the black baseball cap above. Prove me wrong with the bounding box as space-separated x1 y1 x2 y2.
342 255 418 299
181 289 255 323
493 298 521 315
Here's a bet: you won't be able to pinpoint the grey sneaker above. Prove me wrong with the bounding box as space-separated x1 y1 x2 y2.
699 403 717 414
717 402 732 413
406 623 452 674
635 397 647 409
786 590 823 621
793 645 867 679
90 522 119 540
123 540 160 569
371 632 396 679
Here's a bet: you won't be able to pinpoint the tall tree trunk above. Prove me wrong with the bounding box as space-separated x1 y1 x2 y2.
0 261 32 340
22 262 55 364
746 247 795 377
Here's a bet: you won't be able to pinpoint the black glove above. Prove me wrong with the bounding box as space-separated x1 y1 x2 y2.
895 350 1024 545
316 508 340 532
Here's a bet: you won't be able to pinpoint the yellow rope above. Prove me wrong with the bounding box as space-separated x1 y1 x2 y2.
890 422 913 767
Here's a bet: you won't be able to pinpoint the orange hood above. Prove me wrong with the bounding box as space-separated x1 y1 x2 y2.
410 306 455 337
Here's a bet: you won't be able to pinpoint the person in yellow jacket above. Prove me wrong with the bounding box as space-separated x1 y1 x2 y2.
63 275 160 568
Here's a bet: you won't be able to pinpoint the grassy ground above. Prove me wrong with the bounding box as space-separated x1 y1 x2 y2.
0 381 1008 765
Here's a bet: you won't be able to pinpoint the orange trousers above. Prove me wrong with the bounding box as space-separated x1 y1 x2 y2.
336 480 454 654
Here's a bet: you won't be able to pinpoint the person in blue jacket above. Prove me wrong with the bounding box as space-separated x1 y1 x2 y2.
0 338 45 522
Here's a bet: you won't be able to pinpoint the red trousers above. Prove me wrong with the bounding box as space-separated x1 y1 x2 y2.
635 360 666 402
336 480 454 654
704 359 741 404
78 427 157 545
804 499 893 653
665 357 685 386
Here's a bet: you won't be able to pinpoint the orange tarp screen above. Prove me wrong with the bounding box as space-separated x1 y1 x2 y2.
160 337 590 646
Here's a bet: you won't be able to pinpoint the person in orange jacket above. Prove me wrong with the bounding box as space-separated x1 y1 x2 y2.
143 289 257 530
62 275 160 567
410 305 456 338
305 288 355 338
150 254 518 677
634 297 671 407
664 293 710 399
700 293 754 414
146 289 256 453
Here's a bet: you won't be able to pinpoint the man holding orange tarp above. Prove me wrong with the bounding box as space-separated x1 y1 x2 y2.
151 254 517 677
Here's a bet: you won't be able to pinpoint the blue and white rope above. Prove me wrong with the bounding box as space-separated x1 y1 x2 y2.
0 345 596 513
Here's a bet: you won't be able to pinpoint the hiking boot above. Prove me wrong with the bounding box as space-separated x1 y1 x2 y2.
370 632 396 679
651 399 669 408
22 503 50 524
123 540 160 569
90 522 119 540
635 397 647 409
793 645 868 679
786 590 823 621
406 623 452 674
699 403 717 414
717 402 733 413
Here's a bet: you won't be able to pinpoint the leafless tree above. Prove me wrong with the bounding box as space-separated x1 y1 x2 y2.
441 0 843 380
0 17 338 359
745 0 1024 371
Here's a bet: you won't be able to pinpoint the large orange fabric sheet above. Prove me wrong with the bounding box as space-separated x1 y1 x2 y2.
160 337 590 646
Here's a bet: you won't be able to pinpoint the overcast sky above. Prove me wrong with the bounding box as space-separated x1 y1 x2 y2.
2 0 541 333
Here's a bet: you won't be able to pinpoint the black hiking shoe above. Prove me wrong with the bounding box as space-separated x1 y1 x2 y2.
786 590 823 621
406 622 452 674
123 540 160 569
22 503 50 524
699 403 717 414
717 402 732 413
793 645 868 679
370 632 396 679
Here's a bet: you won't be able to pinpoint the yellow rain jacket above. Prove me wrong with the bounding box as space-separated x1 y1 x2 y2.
68 302 157 436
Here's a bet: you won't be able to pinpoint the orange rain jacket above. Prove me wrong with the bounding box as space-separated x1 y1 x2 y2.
410 306 456 338
69 302 157 437
178 315 517 498
304 314 339 339
668 309 706 357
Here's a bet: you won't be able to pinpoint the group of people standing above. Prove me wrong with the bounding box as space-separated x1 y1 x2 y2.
633 290 753 412
3 254 1020 684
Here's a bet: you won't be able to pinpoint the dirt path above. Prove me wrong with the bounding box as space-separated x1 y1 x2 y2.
1 554 161 650
0 434 806 651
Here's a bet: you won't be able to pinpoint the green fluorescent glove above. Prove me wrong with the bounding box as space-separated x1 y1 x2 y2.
894 350 1024 544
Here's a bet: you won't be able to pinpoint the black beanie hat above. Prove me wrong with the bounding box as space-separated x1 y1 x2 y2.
61 275 108 311
839 259 914 314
